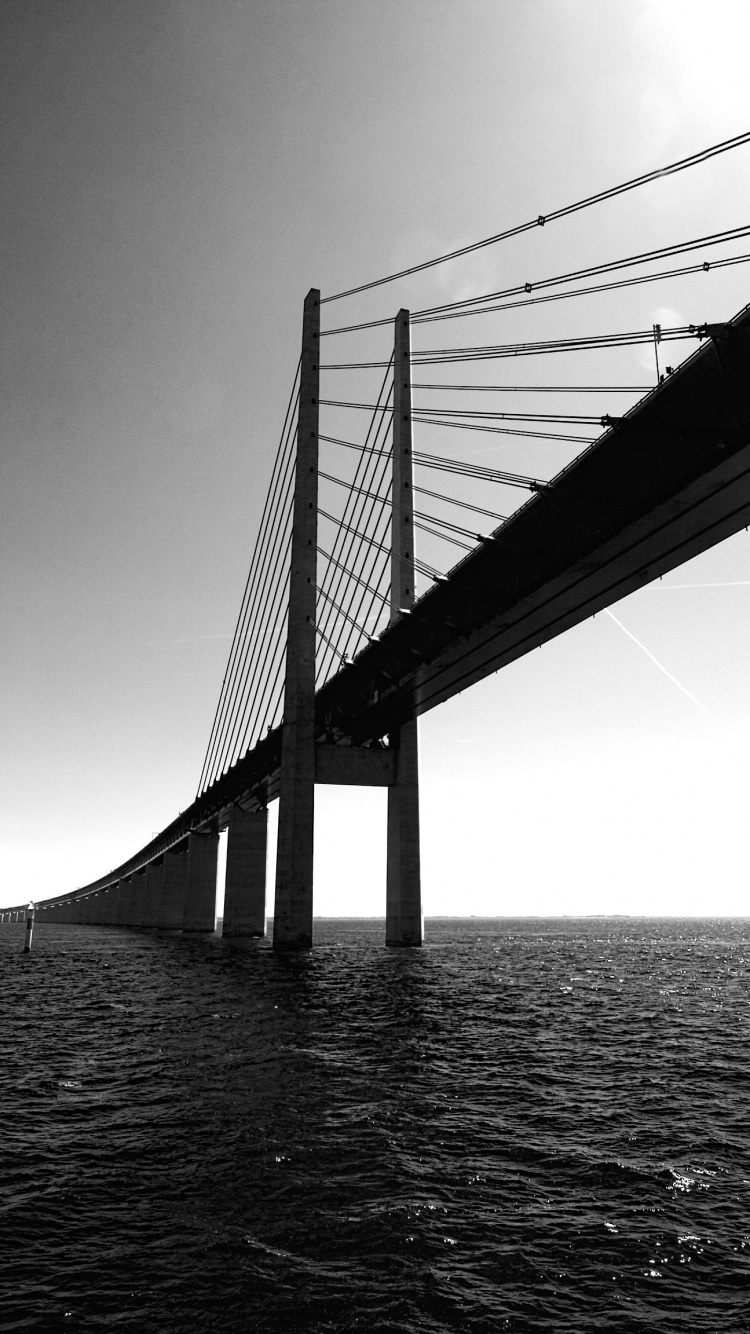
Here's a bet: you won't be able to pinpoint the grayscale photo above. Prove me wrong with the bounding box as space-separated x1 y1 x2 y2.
2 2 749 1330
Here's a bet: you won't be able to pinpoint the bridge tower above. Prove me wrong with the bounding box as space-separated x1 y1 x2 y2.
273 289 320 949
386 310 423 945
272 296 422 949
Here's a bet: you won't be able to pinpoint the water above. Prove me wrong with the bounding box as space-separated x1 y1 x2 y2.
2 917 748 1332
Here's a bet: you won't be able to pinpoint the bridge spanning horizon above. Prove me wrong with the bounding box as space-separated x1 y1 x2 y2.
4 134 750 945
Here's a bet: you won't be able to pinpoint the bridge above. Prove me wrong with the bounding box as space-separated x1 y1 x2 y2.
4 134 750 946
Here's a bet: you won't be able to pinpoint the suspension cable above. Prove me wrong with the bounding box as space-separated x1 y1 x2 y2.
316 361 393 648
321 236 750 336
413 483 507 522
321 131 750 303
413 415 596 444
197 364 299 795
322 433 547 487
414 517 475 551
413 248 750 325
317 544 391 607
411 225 750 321
316 372 394 678
412 383 651 393
321 323 699 370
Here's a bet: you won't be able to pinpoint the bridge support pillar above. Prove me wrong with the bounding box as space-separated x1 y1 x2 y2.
159 848 188 929
101 886 116 925
386 308 423 947
386 720 423 946
116 878 133 926
130 872 147 926
183 832 219 932
223 806 268 937
142 861 163 928
274 289 320 950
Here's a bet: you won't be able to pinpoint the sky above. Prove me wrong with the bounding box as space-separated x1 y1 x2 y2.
2 0 750 917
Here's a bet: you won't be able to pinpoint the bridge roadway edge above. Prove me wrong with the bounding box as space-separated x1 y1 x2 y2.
17 303 750 915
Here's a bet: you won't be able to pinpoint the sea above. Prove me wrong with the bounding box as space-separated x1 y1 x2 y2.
1 916 748 1333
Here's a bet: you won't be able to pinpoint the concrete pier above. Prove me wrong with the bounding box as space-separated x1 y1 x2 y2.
386 309 423 947
23 903 34 952
182 832 219 932
117 878 133 926
109 885 122 924
99 887 114 925
130 871 147 926
143 861 163 928
159 849 188 929
223 806 268 937
274 289 320 950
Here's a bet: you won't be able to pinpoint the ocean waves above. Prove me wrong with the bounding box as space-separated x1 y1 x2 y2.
1 917 748 1331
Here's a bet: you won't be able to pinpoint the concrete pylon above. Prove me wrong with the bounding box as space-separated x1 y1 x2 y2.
116 878 133 926
159 848 188 929
142 861 163 928
274 289 320 950
183 832 219 932
100 886 115 925
386 308 423 947
223 805 268 937
131 872 147 926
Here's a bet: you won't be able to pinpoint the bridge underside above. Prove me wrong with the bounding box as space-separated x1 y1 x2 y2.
33 304 750 904
332 313 750 737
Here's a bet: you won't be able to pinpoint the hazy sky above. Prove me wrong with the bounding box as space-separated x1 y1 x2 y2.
3 0 750 915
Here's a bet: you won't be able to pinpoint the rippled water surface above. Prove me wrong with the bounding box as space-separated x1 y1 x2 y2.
2 916 749 1332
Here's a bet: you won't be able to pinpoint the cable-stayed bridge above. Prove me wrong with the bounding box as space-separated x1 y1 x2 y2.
4 133 750 945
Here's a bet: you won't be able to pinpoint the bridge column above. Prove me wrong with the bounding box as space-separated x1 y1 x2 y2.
116 878 133 926
183 832 218 932
99 886 115 925
108 885 122 924
159 848 188 928
386 308 423 947
142 861 163 928
130 871 147 926
274 288 320 950
223 805 268 937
